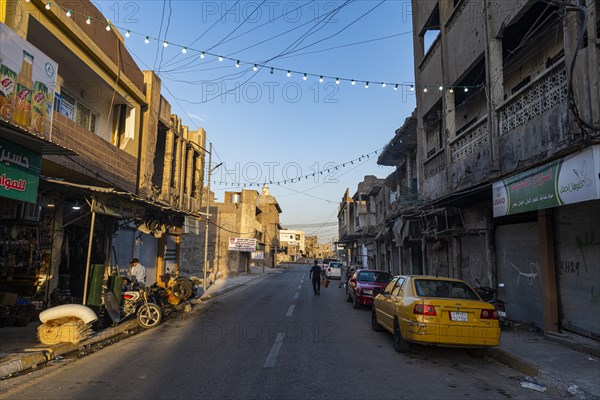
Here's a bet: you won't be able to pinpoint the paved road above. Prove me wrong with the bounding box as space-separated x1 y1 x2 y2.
1 266 561 399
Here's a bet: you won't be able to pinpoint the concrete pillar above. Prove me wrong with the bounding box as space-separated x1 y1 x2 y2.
185 146 194 210
161 129 174 202
538 209 559 333
139 71 161 199
484 1 503 172
173 136 182 206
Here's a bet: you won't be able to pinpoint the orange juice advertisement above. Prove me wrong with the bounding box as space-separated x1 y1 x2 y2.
0 22 58 136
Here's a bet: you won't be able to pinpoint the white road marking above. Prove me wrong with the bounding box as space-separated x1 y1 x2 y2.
293 292 299 299
264 332 285 368
286 305 295 317
297 285 302 289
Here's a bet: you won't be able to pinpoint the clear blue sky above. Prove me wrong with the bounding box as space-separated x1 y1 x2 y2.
101 0 417 243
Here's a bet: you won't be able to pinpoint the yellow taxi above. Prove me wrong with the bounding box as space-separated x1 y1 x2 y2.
372 275 501 355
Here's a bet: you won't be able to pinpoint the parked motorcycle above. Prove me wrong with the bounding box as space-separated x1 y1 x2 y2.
104 285 162 329
476 283 509 328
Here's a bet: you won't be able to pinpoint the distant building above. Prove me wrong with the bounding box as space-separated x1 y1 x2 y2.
279 229 305 261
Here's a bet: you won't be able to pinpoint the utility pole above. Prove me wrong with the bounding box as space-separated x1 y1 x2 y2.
203 143 213 292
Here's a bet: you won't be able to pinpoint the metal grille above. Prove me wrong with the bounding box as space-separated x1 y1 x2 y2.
450 118 488 162
424 151 445 179
499 64 568 136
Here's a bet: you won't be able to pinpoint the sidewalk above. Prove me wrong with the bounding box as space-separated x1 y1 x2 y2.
1 266 599 399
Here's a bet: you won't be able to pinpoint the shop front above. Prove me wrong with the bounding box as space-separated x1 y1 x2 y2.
492 145 600 336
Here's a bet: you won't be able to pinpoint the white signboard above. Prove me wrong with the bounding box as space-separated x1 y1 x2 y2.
0 22 58 137
228 237 257 252
251 251 264 260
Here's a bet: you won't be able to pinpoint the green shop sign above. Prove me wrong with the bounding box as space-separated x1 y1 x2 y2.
0 138 42 203
493 145 600 217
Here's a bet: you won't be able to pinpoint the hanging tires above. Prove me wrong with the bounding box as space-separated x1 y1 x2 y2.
137 303 162 328
171 279 193 300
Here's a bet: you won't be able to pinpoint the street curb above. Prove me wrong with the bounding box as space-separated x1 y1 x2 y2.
0 319 139 379
488 348 596 399
0 272 273 379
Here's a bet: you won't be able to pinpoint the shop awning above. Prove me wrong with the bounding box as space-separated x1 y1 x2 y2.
1 120 77 156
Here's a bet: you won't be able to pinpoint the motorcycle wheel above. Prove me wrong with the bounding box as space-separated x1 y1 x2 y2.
172 279 193 300
137 303 162 328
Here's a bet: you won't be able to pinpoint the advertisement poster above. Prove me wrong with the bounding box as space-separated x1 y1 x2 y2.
0 138 42 203
228 237 258 252
0 22 58 137
493 145 599 217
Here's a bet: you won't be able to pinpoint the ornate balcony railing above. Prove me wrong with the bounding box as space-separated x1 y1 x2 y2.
498 61 567 136
424 150 445 179
450 117 488 163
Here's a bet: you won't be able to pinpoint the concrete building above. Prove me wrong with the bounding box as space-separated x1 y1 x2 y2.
408 0 600 336
337 176 385 268
0 0 205 310
279 229 306 261
200 187 281 281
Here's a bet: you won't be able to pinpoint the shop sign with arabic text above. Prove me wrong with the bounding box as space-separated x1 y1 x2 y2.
228 237 257 252
0 138 41 203
493 145 600 217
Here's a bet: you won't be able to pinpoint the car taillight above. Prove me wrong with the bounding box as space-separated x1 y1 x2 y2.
123 294 134 299
413 304 437 316
480 309 499 320
328 268 331 272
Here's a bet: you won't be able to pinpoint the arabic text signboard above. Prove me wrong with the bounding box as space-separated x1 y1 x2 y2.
0 22 58 137
493 145 600 217
0 138 42 203
228 237 257 252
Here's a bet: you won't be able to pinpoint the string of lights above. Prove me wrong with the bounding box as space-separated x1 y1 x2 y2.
211 148 383 189
32 0 481 93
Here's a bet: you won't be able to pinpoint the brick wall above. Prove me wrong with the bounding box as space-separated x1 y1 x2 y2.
45 112 137 192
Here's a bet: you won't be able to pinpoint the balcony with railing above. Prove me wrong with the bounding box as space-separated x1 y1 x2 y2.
497 60 571 174
449 116 490 190
423 149 447 200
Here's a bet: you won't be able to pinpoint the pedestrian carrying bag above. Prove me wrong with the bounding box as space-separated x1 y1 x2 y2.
322 278 329 288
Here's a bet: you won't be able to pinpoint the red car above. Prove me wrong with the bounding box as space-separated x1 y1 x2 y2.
346 269 392 309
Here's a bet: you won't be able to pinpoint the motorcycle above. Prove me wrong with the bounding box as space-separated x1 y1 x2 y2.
103 284 162 329
476 283 509 328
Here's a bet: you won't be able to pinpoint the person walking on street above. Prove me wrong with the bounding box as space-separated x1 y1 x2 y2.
309 260 322 295
129 258 147 285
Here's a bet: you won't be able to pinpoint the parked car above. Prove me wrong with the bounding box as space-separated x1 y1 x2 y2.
325 262 343 280
346 269 392 308
321 258 337 272
371 275 501 356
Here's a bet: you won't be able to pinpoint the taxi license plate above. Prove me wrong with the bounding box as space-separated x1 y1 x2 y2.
450 312 468 322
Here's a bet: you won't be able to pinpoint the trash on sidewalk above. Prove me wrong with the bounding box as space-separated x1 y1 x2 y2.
520 377 546 392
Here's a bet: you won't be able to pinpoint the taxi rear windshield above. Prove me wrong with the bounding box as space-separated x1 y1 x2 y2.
414 279 479 300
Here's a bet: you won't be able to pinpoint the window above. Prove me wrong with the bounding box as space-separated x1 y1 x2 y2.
59 89 98 133
383 277 399 294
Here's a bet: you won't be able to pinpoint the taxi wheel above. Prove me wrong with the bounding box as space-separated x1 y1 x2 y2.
371 308 383 332
393 319 410 353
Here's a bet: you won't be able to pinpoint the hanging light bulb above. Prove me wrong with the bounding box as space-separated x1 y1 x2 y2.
449 87 454 93
319 76 324 83
181 47 187 54
200 52 205 59
236 60 240 68
423 87 428 92
464 87 469 92
410 85 415 91
287 70 291 77
86 16 91 24
303 73 307 81
72 202 81 210
335 78 340 85
270 67 274 74
394 84 398 91
66 9 72 17
381 82 386 88
253 64 258 71
364 82 369 88
163 41 168 47
439 85 443 91
125 30 131 38
45 2 51 10
106 23 111 31
351 80 356 86
145 36 150 44
218 56 224 62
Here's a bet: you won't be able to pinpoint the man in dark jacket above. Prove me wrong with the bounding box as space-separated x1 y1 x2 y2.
309 260 322 295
